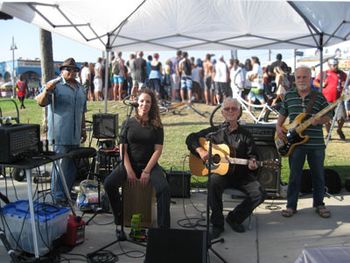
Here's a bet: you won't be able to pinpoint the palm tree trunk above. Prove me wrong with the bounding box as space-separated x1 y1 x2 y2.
39 29 54 135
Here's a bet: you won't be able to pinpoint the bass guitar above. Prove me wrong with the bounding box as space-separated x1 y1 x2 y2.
189 137 279 176
275 93 348 157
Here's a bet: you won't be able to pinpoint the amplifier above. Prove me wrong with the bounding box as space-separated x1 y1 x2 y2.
92 113 118 139
0 124 41 163
166 170 191 198
241 124 280 197
241 123 276 144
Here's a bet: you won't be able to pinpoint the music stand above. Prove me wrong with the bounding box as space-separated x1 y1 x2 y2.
205 131 227 263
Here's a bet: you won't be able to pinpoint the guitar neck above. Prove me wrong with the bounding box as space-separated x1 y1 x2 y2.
226 156 262 167
296 96 343 133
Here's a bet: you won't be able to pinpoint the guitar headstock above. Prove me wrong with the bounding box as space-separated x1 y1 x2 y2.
262 159 281 169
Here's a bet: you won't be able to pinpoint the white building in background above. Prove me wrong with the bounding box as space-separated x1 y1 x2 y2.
296 40 350 73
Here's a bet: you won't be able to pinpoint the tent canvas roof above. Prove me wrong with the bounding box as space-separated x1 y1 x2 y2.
1 0 349 113
1 0 350 52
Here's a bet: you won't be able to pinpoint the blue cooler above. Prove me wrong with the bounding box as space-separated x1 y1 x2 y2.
1 200 70 255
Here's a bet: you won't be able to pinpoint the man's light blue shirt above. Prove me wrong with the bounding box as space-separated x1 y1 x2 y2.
45 78 86 145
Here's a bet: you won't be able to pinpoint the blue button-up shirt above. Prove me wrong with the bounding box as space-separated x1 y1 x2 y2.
45 78 86 145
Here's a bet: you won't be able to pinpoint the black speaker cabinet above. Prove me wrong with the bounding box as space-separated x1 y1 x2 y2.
241 123 275 142
166 170 191 198
92 113 118 139
256 143 281 197
242 124 281 197
301 168 342 194
145 228 207 263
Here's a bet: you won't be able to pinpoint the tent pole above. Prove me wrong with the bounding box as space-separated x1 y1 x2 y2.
104 33 111 113
319 33 324 89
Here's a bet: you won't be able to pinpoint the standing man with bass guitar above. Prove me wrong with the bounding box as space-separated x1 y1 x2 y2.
186 97 265 239
276 66 332 218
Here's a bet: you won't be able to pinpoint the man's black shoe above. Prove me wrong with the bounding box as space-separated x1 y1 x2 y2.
226 217 245 233
209 226 224 240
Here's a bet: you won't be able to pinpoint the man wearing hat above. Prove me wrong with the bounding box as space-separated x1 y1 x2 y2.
36 57 87 203
314 58 347 140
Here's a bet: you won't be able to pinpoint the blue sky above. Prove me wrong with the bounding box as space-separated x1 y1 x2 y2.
0 18 102 62
1 17 308 66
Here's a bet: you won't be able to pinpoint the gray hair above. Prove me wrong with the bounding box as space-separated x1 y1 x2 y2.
295 65 311 75
222 97 241 110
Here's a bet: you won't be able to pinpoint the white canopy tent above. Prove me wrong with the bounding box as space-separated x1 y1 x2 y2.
1 0 350 112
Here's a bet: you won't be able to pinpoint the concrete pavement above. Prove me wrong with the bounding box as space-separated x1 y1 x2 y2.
1 178 350 263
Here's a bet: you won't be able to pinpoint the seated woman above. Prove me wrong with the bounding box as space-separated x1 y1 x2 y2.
104 88 171 235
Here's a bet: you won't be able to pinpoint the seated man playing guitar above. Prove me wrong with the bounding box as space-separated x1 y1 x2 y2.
186 97 266 239
276 66 332 219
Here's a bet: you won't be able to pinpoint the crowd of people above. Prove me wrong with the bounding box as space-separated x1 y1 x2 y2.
77 51 295 108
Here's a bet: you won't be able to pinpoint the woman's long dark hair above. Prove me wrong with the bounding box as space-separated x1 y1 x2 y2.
135 88 163 128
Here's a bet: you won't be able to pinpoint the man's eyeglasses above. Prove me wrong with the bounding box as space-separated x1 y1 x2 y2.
223 107 239 112
62 67 79 73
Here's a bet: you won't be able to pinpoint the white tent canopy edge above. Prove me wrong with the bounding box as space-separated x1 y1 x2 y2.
1 0 350 112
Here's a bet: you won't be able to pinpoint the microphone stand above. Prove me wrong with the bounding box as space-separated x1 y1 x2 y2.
205 126 227 263
87 103 145 262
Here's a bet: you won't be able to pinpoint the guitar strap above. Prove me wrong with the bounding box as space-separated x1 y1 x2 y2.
305 90 318 115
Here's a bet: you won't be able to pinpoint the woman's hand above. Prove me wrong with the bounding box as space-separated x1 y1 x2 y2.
126 168 137 187
140 170 150 186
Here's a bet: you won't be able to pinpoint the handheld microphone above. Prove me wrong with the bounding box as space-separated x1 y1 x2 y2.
46 76 62 90
50 76 62 85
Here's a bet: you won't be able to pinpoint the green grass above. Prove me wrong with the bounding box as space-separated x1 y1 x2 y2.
1 98 349 185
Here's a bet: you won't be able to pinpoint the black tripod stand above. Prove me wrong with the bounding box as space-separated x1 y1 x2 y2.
87 103 146 261
205 131 227 263
82 143 118 225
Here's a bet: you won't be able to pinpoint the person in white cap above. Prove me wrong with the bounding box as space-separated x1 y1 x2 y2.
314 58 347 140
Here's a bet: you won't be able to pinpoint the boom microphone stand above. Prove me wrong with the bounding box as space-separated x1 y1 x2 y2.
205 126 228 263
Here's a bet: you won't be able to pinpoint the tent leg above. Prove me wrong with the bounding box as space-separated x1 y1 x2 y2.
319 33 324 88
104 34 111 113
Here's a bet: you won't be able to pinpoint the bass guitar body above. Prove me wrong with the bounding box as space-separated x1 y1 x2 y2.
275 112 309 157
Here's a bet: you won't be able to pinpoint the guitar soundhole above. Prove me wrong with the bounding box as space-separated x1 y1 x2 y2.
212 154 221 164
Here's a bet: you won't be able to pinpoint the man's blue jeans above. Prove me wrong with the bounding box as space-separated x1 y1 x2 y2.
287 147 325 210
51 145 78 201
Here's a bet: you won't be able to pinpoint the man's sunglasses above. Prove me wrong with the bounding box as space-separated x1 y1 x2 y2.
62 67 79 73
223 107 239 112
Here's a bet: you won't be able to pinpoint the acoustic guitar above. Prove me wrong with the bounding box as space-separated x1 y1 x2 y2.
189 137 279 176
275 93 349 157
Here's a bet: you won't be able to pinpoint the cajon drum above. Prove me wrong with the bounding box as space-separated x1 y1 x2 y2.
123 181 156 228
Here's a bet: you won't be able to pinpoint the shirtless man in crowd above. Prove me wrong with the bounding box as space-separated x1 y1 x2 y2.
203 53 214 105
